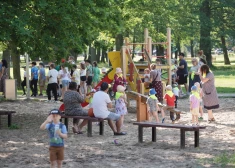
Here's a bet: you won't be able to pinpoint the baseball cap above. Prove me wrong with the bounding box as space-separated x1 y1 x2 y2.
49 109 62 115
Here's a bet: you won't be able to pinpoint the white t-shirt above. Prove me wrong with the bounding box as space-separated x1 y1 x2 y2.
72 69 80 85
59 69 70 81
80 69 86 76
92 91 111 118
144 74 150 82
48 69 58 84
172 87 179 97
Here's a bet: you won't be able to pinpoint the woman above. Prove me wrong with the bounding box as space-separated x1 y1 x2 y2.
58 65 71 101
188 58 200 92
150 63 163 103
0 60 9 97
92 61 100 87
112 67 127 95
63 82 88 134
199 64 219 122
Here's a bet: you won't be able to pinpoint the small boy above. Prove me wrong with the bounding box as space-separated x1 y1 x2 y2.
40 109 68 168
190 86 200 126
162 85 176 123
146 88 164 123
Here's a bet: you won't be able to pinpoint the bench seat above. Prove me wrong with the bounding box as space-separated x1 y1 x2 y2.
60 115 105 137
133 122 206 148
0 110 16 128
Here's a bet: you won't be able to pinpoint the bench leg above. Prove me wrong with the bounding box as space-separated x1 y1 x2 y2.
99 121 104 135
64 118 68 132
194 130 199 148
87 120 92 137
8 114 12 127
152 127 156 142
138 126 143 143
180 129 185 148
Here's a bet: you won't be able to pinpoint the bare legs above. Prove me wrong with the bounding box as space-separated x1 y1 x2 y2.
207 110 215 120
80 81 87 95
50 160 62 168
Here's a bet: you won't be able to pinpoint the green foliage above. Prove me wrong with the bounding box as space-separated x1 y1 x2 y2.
9 124 20 129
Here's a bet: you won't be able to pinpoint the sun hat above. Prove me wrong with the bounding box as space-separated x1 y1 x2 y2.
116 67 122 73
149 88 157 95
166 85 172 91
101 67 107 73
81 60 85 64
49 109 62 115
91 89 96 93
191 85 197 91
117 85 126 92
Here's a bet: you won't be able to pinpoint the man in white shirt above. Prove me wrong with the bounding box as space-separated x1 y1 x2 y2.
46 63 59 102
92 82 126 136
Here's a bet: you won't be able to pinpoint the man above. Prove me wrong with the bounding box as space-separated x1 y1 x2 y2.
46 63 59 102
85 60 93 93
177 53 189 96
30 62 38 97
92 82 126 136
38 62 46 96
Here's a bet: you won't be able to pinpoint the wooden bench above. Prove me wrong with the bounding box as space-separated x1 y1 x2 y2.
60 115 106 137
133 122 206 148
0 110 16 128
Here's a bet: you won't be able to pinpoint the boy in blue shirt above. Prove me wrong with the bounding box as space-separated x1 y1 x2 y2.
40 109 67 168
30 62 39 96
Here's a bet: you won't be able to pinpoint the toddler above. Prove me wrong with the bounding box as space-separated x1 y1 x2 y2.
115 85 128 127
146 88 163 122
40 109 68 168
172 83 179 108
194 82 204 120
190 86 200 125
162 85 175 123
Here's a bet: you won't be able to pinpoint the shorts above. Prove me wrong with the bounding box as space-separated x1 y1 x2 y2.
106 112 120 121
80 76 86 82
178 74 188 85
191 108 199 116
39 78 46 87
49 146 64 161
86 76 92 85
62 80 69 87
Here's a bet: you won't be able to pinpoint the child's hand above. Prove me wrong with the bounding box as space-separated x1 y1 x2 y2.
46 115 53 123
56 129 61 135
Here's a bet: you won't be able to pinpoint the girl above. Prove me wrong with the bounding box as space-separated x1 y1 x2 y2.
194 82 204 120
146 88 161 122
80 61 87 96
112 67 127 95
58 65 71 101
92 61 100 88
115 85 128 128
189 86 200 126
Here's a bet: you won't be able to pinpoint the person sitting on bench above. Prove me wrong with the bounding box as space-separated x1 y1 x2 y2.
64 82 88 134
92 82 126 136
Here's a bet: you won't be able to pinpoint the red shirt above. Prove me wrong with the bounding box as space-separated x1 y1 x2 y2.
164 94 175 107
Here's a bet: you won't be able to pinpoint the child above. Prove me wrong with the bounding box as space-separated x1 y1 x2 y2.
115 85 128 127
190 86 200 125
112 67 127 96
194 82 204 120
146 88 162 122
143 68 151 89
172 83 179 108
162 85 175 123
40 109 68 168
86 89 96 108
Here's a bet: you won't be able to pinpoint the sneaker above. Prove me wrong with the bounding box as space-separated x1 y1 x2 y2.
162 118 165 123
114 132 127 136
198 117 203 120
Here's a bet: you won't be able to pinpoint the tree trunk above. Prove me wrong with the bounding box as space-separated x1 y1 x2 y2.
2 47 11 79
190 40 194 57
96 47 101 63
199 0 212 66
115 34 123 51
101 49 105 63
10 45 21 88
221 36 230 65
175 38 181 59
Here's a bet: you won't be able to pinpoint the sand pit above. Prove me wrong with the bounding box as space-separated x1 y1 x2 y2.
0 97 235 168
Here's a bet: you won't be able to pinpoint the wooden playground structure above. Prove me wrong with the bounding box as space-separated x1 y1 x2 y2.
107 28 174 122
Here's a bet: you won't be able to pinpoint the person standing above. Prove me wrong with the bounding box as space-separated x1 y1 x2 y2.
112 67 127 96
46 63 59 102
188 58 200 92
71 64 80 89
199 64 219 122
30 61 38 97
58 65 71 101
92 61 100 88
177 53 189 96
85 60 93 93
38 62 46 96
0 60 9 97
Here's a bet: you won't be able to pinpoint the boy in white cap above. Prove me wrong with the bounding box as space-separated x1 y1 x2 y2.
40 109 68 168
146 88 164 123
190 85 200 125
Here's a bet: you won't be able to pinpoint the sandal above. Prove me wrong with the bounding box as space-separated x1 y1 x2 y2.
208 118 215 122
72 127 78 134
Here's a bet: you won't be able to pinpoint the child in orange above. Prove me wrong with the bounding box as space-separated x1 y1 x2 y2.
162 85 176 123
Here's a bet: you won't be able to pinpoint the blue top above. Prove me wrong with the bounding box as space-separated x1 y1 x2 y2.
31 66 39 79
0 63 2 71
46 122 67 147
39 68 46 80
178 59 188 75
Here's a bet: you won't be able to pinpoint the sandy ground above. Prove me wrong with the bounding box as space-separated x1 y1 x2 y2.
0 97 235 168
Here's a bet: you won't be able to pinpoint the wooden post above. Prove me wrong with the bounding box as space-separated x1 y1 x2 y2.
138 126 143 143
140 83 145 95
87 120 92 137
147 37 152 61
99 121 104 135
144 28 148 50
167 28 172 85
180 129 185 148
8 114 12 127
137 96 148 122
121 46 127 78
152 127 156 142
194 130 199 147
